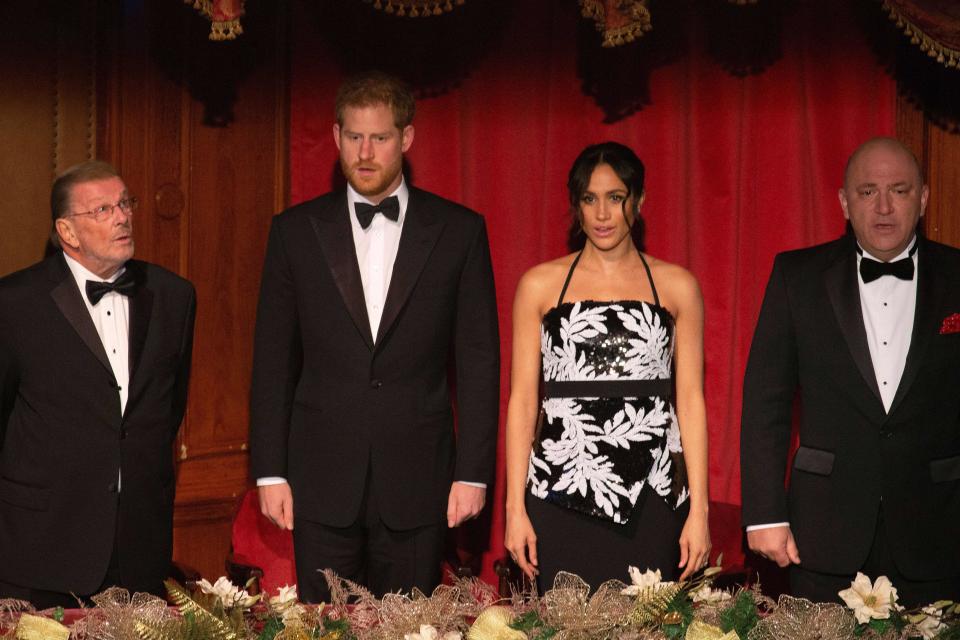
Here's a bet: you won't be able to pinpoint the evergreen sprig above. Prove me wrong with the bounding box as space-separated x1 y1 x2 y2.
719 591 761 639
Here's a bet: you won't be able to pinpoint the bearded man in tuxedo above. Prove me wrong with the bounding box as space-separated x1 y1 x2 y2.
0 161 196 607
741 137 960 607
250 72 500 602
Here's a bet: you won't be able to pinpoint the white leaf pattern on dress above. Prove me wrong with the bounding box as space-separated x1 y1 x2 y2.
529 300 689 521
619 306 672 380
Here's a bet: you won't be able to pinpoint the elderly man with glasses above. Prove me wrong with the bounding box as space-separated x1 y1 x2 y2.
0 161 196 607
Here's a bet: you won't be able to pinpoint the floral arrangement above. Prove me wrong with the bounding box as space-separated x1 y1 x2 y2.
1 566 958 640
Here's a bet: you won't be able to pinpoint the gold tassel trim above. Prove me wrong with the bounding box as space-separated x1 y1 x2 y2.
579 0 653 47
882 0 960 68
185 0 245 41
366 0 464 17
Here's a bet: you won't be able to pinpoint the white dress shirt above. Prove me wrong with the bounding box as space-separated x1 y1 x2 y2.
347 181 408 339
64 253 130 491
747 237 918 533
857 238 917 413
64 253 130 415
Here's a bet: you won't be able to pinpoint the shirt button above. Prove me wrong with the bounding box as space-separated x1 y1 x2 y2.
107 310 111 316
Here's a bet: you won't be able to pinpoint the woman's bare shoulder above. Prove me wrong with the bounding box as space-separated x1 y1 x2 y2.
644 254 702 306
515 253 579 310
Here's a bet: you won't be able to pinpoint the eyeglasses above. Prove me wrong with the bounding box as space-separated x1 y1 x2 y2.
68 197 139 223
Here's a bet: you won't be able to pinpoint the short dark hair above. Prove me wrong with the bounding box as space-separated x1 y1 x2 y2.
51 160 121 221
566 142 646 252
335 71 416 130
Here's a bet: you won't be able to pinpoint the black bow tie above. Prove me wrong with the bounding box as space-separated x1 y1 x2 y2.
86 269 138 305
858 245 917 283
354 196 400 229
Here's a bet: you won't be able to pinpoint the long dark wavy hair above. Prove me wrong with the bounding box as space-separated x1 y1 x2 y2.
566 142 646 252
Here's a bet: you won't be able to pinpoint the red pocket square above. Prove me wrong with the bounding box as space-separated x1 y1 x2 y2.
941 313 960 335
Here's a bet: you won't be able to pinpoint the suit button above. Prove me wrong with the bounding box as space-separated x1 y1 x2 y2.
370 379 383 389
119 428 127 440
880 429 892 438
107 483 118 493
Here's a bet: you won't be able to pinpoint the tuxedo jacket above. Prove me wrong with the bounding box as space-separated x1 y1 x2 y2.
249 187 500 530
741 235 960 579
0 254 196 595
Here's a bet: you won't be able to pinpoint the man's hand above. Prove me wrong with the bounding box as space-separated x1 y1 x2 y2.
747 525 800 567
258 482 295 530
447 482 485 527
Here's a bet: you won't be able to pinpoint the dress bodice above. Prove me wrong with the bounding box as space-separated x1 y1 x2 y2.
527 254 689 523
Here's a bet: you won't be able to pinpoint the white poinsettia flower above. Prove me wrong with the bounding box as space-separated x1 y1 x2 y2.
196 576 259 609
269 584 298 608
838 573 898 624
404 624 461 640
690 583 732 604
915 606 945 639
621 566 673 596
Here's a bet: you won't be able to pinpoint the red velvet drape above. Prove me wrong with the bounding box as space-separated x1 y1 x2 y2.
289 0 894 585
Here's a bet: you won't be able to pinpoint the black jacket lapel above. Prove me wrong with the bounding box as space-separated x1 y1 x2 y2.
48 255 113 376
888 238 943 415
127 261 153 389
376 189 444 346
824 241 884 408
309 194 375 350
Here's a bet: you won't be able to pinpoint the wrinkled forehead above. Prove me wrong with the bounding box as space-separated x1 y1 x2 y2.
69 176 128 205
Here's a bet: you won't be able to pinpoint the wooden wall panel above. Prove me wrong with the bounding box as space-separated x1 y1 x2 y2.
0 1 98 277
97 0 288 580
897 92 960 249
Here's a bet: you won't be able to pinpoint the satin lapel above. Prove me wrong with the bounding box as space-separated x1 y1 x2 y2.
309 194 375 350
824 244 884 406
127 262 153 387
49 257 113 376
888 239 943 415
375 190 444 347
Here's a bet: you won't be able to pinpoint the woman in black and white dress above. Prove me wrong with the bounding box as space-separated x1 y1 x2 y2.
504 142 711 591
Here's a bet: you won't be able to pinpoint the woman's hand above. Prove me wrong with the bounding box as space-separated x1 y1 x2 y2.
504 510 539 581
677 508 711 581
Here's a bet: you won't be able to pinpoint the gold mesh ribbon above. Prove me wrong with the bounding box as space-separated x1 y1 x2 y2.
686 620 740 640
882 0 960 68
0 599 34 637
579 0 652 47
364 0 465 17
184 0 245 41
70 587 174 640
747 595 857 640
540 572 635 639
14 614 69 640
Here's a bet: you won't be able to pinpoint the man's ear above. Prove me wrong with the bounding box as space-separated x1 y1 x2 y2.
332 123 342 151
55 218 79 250
838 188 850 220
401 125 414 153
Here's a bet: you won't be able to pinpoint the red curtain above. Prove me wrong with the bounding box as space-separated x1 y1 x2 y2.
289 0 894 585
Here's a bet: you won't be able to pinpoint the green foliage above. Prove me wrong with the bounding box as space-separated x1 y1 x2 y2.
319 616 356 640
719 591 760 639
510 610 557 638
257 616 285 640
52 607 65 623
662 589 696 640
